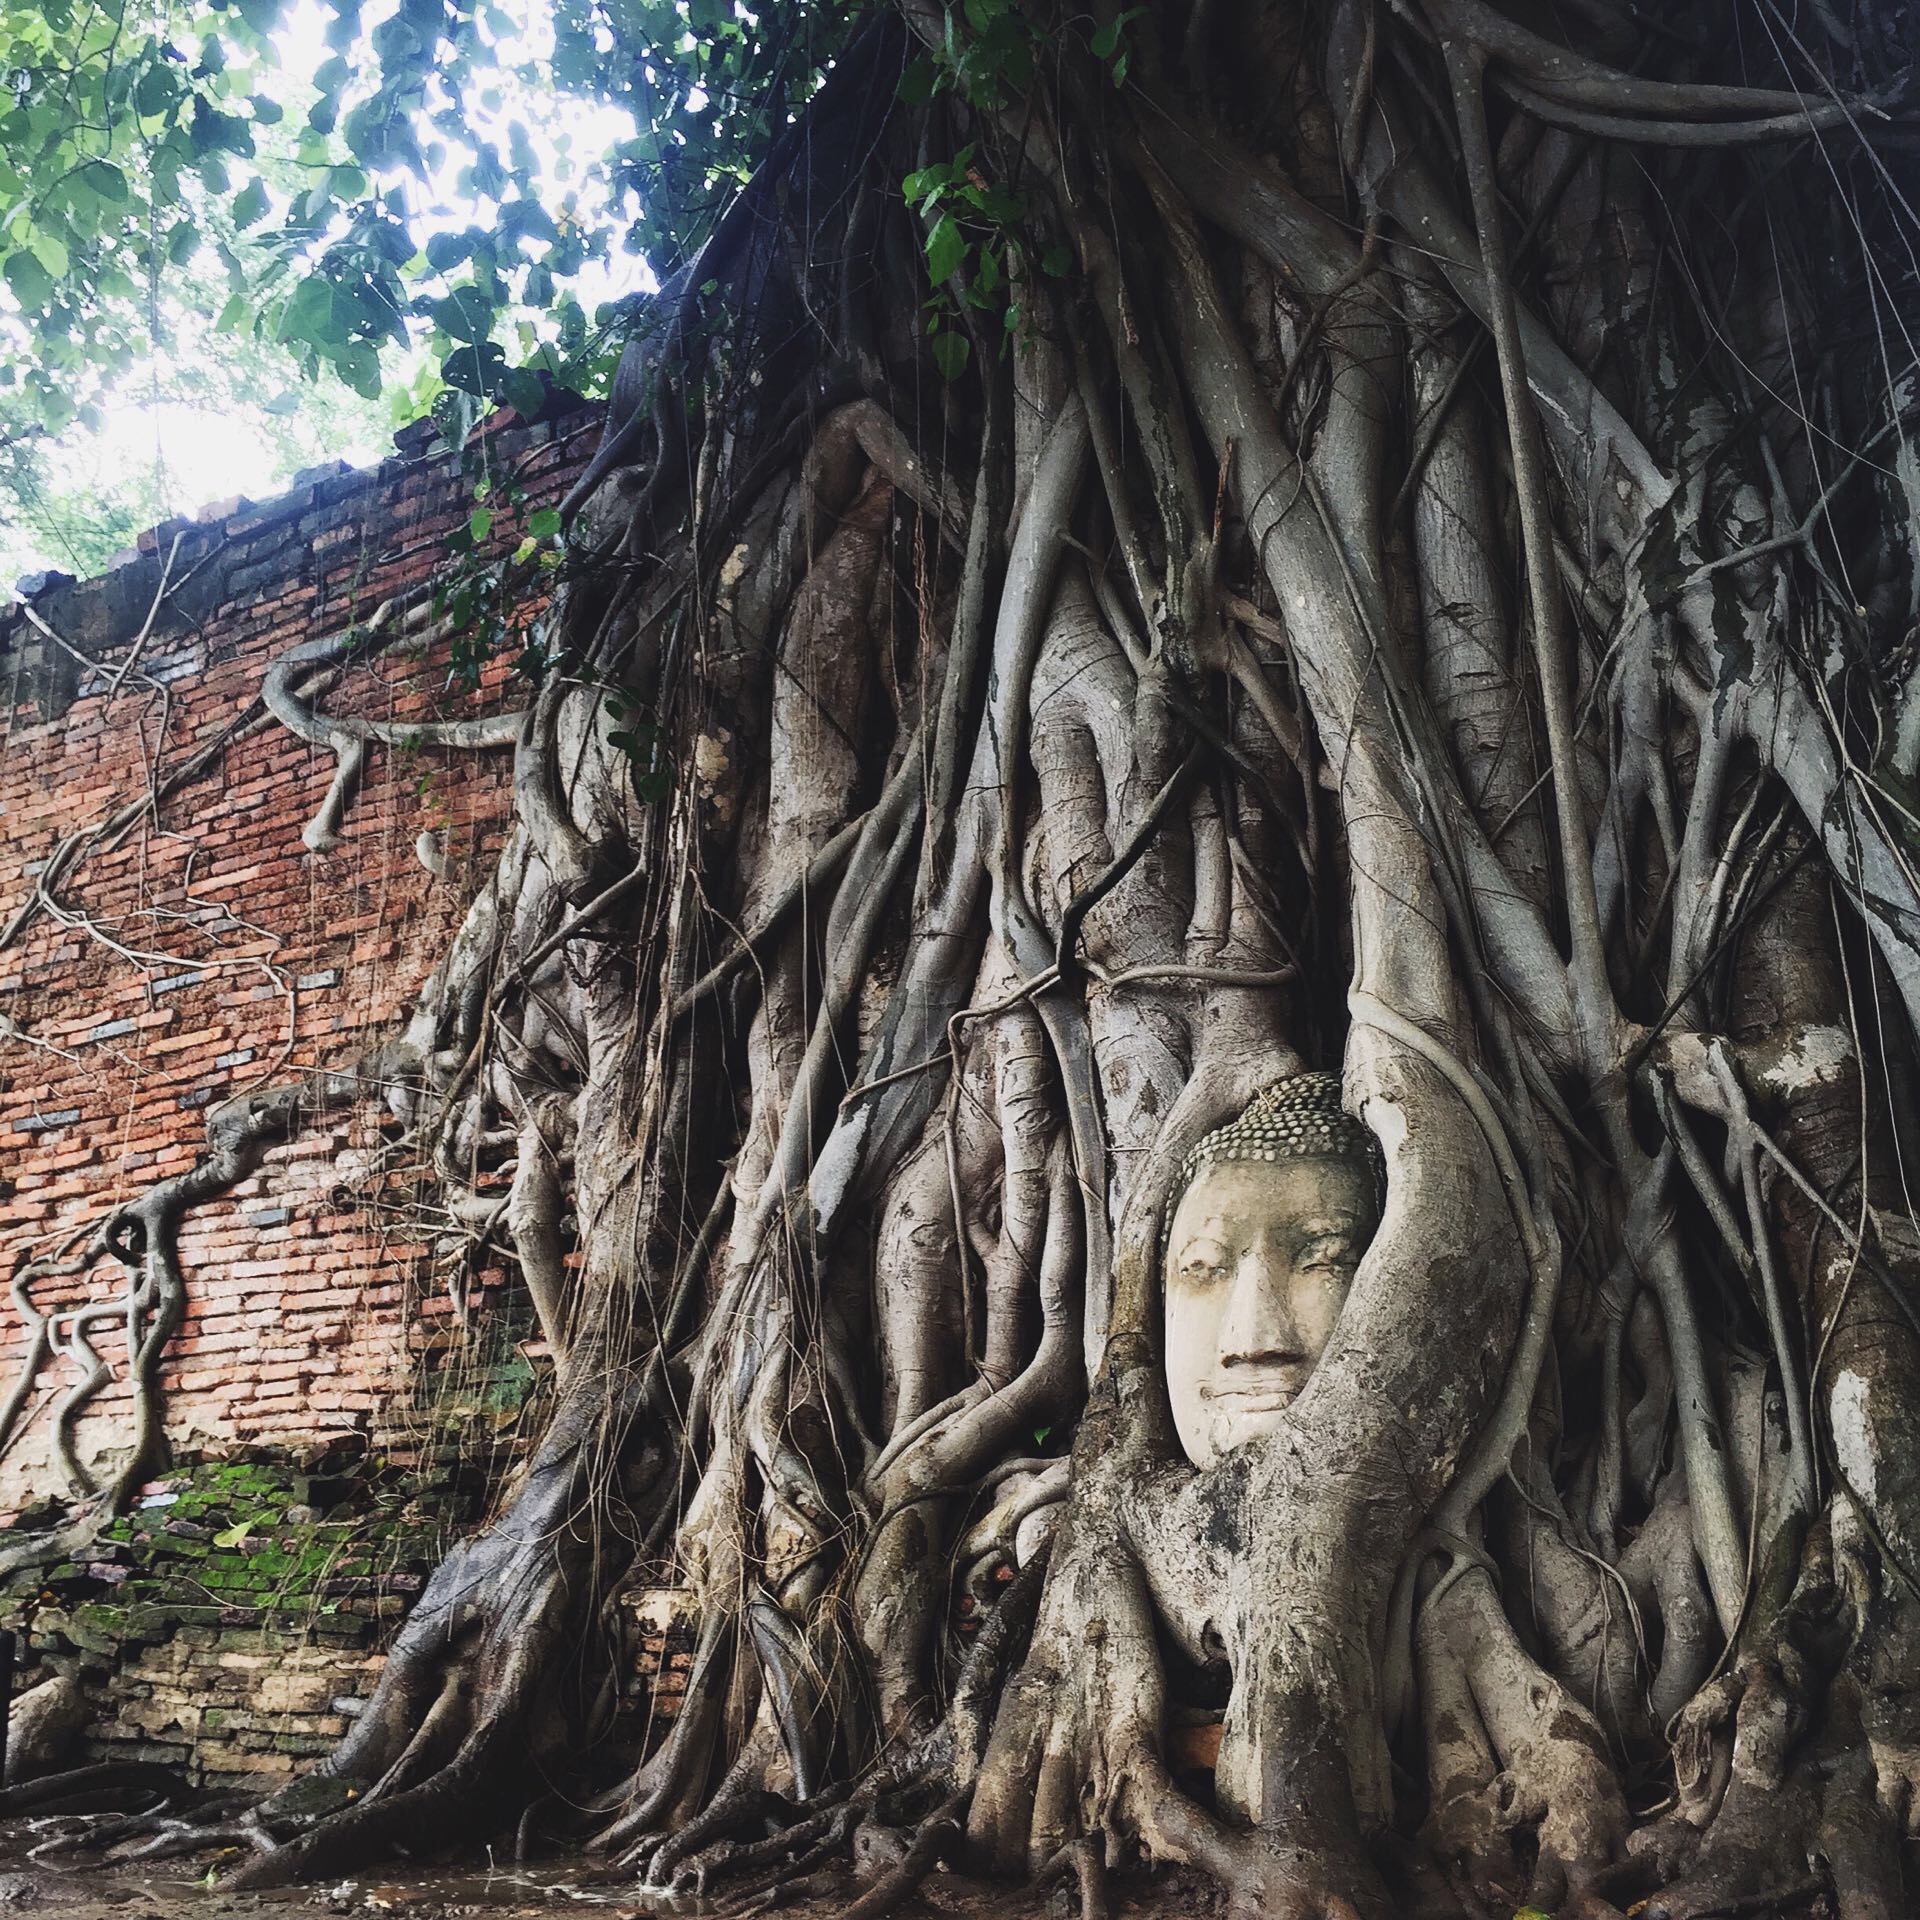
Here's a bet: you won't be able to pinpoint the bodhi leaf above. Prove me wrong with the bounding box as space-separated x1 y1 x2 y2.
230 178 270 228
431 286 498 347
4 251 54 307
931 329 970 381
924 212 967 286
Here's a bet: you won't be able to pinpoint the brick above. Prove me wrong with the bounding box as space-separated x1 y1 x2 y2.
0 392 602 1802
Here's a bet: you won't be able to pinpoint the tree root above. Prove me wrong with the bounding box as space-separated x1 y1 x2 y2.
1419 1567 1629 1916
0 1762 190 1820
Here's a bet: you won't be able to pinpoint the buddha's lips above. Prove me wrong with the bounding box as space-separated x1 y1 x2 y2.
1201 1371 1306 1402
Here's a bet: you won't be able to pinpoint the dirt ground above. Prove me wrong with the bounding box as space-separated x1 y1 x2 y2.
0 1856 1224 1920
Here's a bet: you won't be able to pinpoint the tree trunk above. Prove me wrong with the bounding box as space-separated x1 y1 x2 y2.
20 3 1920 1915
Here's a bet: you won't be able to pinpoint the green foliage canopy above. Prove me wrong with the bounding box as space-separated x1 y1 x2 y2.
0 0 864 445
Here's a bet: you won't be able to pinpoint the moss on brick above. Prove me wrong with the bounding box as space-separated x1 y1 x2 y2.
0 1396 543 1783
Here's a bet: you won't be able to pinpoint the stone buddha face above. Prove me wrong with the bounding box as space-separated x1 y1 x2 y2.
1162 1076 1381 1469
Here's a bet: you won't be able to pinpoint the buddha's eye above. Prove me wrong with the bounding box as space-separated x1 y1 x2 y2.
1297 1237 1362 1273
1177 1244 1229 1284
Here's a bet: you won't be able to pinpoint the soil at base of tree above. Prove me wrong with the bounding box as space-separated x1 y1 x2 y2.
0 1857 1237 1920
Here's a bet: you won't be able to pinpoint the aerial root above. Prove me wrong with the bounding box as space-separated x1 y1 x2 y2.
223 1756 485 1890
1640 1875 1828 1920
1098 1745 1380 1920
1814 1745 1906 1920
0 1776 306 1876
697 1804 863 1910
1628 1517 1852 1918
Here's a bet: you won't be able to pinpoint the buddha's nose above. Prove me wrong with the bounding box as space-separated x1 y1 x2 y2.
1219 1247 1300 1364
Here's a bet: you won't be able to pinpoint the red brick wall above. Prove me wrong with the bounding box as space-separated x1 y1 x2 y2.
0 393 603 1515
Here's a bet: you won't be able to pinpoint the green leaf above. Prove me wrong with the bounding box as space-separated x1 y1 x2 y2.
190 97 255 159
231 178 269 228
897 58 939 104
426 230 472 273
931 329 970 381
442 339 507 397
3 250 54 309
29 229 69 279
501 366 547 419
134 63 178 118
1041 243 1071 277
1090 8 1142 59
924 212 966 287
469 507 493 543
527 507 562 540
81 159 130 203
431 286 496 346
333 341 382 398
280 273 336 347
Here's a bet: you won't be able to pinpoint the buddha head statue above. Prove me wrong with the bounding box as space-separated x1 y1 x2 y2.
1162 1072 1384 1468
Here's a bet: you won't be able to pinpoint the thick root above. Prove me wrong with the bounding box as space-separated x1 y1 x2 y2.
1420 1566 1628 1916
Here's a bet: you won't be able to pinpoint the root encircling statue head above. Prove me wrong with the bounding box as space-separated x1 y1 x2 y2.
1162 1072 1386 1468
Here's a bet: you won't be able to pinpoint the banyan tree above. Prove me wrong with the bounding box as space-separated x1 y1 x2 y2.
8 2 1920 1916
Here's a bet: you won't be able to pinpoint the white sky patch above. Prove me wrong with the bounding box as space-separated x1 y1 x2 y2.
105 397 384 518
